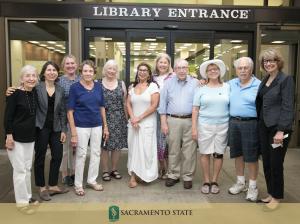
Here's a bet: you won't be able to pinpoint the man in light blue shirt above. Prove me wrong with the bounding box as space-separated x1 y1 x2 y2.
159 59 198 189
228 57 261 202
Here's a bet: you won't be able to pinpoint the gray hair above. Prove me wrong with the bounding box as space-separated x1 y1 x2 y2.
102 59 119 78
233 57 254 70
20 65 38 83
174 58 188 68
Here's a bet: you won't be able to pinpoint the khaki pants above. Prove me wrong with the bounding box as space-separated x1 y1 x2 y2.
167 117 197 181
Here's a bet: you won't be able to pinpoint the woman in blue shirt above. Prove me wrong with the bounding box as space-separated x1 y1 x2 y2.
68 60 109 196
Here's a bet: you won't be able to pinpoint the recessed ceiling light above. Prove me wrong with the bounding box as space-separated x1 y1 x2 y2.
239 50 247 53
39 44 47 47
25 20 37 23
233 46 242 49
100 37 112 41
184 43 193 47
230 40 243 43
47 41 57 44
271 41 286 44
29 41 39 44
145 38 156 42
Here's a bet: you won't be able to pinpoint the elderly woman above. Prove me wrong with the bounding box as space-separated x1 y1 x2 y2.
153 53 174 179
127 62 160 188
4 65 39 214
192 59 230 194
59 54 80 187
100 59 128 181
256 48 294 211
68 60 109 196
34 61 68 201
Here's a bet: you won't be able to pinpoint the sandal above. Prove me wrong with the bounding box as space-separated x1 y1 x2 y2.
48 186 69 196
102 172 111 181
18 205 35 215
29 198 39 206
210 182 220 194
110 170 122 179
86 183 104 191
201 183 210 194
74 186 85 196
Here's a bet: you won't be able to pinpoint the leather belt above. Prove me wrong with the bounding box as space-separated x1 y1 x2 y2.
230 116 257 121
167 114 192 119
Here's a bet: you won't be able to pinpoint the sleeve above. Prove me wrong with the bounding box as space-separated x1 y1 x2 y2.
277 75 295 131
193 87 202 107
4 92 17 135
59 89 68 133
99 83 105 107
149 82 159 94
67 84 76 110
158 81 168 114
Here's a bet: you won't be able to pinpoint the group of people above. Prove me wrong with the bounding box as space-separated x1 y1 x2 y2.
4 48 294 213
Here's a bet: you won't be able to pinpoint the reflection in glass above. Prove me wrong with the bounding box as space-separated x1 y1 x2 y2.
214 39 248 80
174 43 210 78
9 20 68 86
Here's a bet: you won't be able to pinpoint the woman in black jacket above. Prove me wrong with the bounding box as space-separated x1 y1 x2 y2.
256 48 294 211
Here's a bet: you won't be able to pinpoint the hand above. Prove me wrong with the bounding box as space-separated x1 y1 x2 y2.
273 131 284 145
71 135 77 148
103 126 109 142
60 132 66 143
198 79 207 87
130 116 141 128
161 123 169 135
192 128 198 141
6 87 17 96
5 135 14 150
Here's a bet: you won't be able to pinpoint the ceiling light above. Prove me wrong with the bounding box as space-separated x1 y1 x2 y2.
100 37 112 41
239 50 247 53
230 40 243 43
261 33 267 37
29 41 39 44
47 41 57 44
145 38 156 41
215 44 221 48
134 43 141 45
39 44 47 47
150 43 158 46
25 20 37 23
233 46 242 49
271 41 286 44
184 43 193 47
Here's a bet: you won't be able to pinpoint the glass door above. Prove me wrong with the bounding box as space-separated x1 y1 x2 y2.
126 30 169 83
84 29 126 81
171 31 213 78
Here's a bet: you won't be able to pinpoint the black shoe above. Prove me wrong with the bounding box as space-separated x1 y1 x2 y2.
165 178 180 187
68 175 74 187
183 181 193 189
256 199 270 204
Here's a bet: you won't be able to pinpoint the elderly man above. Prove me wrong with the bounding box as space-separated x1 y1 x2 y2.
159 59 198 189
228 57 261 202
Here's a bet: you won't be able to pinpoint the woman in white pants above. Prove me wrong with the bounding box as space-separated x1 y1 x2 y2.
4 65 39 214
67 60 109 196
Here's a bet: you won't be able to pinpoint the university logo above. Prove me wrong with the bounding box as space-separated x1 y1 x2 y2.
109 205 120 222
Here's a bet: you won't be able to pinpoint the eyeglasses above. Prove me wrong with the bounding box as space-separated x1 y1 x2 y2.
176 66 188 70
207 68 219 72
237 66 250 71
138 69 149 73
263 59 277 64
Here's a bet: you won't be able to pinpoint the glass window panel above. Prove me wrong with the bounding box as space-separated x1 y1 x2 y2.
9 20 68 86
174 43 210 78
268 0 291 6
129 35 167 83
88 32 126 81
214 39 248 81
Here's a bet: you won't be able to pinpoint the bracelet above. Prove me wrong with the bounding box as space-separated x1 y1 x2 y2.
71 135 77 137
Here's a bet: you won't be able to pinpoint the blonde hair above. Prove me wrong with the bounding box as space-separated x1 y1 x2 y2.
61 54 77 69
259 48 284 72
102 59 119 79
153 53 172 75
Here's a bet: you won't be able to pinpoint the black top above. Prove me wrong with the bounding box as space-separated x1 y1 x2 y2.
4 89 37 142
44 92 55 130
257 84 271 121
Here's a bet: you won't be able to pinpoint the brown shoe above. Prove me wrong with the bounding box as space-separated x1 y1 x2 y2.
165 178 180 187
183 181 193 189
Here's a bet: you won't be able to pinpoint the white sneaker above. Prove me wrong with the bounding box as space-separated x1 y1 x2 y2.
246 186 258 202
228 182 247 195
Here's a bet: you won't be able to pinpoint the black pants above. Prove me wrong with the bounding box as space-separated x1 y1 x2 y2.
34 127 63 187
258 120 290 199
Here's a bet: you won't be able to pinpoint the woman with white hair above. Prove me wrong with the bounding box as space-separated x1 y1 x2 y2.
192 59 230 194
100 59 128 181
4 65 39 214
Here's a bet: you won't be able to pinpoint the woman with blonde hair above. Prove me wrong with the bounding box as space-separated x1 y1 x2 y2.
100 59 128 181
256 48 294 211
153 53 174 179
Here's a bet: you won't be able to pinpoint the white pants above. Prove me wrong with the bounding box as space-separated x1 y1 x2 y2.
60 128 75 175
7 141 34 206
75 126 102 188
